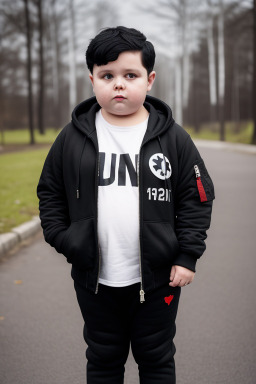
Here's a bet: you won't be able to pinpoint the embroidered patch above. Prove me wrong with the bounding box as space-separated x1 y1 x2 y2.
164 295 174 305
149 153 172 180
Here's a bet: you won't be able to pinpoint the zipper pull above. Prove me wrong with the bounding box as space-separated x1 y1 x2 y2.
76 189 80 199
194 165 207 202
140 290 145 303
194 164 201 178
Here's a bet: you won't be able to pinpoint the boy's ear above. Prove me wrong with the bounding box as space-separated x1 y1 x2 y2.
147 71 156 92
89 73 94 86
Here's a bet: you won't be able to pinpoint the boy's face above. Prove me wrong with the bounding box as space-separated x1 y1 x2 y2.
89 51 155 124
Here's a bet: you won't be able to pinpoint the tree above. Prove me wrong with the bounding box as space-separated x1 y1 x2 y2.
174 58 183 125
0 12 5 145
207 0 217 123
36 0 45 134
0 0 253 143
136 0 207 126
23 0 35 144
252 0 256 144
67 0 77 114
218 0 226 141
46 0 62 130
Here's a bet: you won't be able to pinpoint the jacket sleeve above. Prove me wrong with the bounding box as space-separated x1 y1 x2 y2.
37 128 70 255
173 135 215 272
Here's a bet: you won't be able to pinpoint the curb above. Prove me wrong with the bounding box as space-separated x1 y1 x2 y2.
0 216 41 259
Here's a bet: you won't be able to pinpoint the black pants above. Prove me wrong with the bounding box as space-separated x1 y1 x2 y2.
74 282 181 384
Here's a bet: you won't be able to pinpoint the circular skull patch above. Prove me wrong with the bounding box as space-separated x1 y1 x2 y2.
149 153 172 180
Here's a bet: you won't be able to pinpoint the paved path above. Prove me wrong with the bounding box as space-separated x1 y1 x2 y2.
1 145 256 383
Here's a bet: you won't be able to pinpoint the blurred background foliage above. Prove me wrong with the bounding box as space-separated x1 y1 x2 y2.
0 0 256 233
0 0 255 146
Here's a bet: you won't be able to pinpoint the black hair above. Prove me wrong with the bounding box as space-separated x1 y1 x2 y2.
86 26 155 75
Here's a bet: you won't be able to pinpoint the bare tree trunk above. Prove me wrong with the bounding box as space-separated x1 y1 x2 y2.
49 0 61 130
218 0 225 141
0 25 4 145
68 0 77 114
24 0 35 145
207 0 217 123
179 0 190 125
37 0 45 134
231 41 240 132
192 56 200 133
252 0 256 144
175 58 183 125
181 10 190 111
0 85 3 144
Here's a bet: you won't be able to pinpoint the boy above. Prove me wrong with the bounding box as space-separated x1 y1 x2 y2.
37 26 214 383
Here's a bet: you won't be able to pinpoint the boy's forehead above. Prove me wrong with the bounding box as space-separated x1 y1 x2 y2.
92 51 145 72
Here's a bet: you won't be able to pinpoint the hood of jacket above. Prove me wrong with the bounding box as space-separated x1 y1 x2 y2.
71 95 175 140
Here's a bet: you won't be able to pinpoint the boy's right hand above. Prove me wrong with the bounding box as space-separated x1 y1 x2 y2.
169 265 195 287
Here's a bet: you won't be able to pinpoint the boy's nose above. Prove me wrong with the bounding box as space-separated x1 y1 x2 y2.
114 79 125 90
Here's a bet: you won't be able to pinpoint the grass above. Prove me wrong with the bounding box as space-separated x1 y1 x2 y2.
0 122 253 146
185 120 253 144
0 128 60 145
0 148 51 234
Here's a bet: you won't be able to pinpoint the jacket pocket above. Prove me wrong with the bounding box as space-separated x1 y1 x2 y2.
60 217 96 270
143 221 179 269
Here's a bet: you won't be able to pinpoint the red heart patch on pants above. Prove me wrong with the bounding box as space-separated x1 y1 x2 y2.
164 295 174 305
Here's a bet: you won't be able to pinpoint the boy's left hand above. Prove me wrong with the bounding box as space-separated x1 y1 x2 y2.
169 265 195 287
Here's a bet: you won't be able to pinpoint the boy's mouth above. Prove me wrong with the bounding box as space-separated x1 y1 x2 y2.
114 95 126 100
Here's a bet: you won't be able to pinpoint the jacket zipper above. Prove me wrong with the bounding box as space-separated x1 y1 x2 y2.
94 134 152 299
95 246 101 294
137 134 163 302
137 132 169 301
95 152 101 294
137 149 145 303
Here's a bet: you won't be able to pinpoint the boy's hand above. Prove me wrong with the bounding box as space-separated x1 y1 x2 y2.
169 265 195 287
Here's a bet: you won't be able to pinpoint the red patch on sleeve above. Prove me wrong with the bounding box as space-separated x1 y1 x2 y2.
196 177 207 202
164 295 174 305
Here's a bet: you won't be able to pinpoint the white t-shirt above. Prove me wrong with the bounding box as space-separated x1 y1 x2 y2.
95 110 148 287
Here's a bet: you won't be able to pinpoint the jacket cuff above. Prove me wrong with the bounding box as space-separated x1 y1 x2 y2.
173 253 197 272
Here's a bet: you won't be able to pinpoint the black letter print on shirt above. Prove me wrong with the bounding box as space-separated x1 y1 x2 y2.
98 152 138 187
118 154 138 186
99 152 116 186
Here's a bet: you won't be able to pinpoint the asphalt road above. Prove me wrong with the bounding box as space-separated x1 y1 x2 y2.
1 145 256 384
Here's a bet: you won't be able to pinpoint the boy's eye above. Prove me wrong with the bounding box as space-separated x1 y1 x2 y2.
103 74 113 80
126 73 137 79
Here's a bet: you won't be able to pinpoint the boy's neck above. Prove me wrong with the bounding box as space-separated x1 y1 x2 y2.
101 106 149 127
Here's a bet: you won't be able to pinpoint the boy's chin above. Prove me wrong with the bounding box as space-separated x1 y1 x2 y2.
101 106 148 126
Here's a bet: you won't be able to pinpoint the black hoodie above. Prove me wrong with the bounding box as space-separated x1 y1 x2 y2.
37 95 214 301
